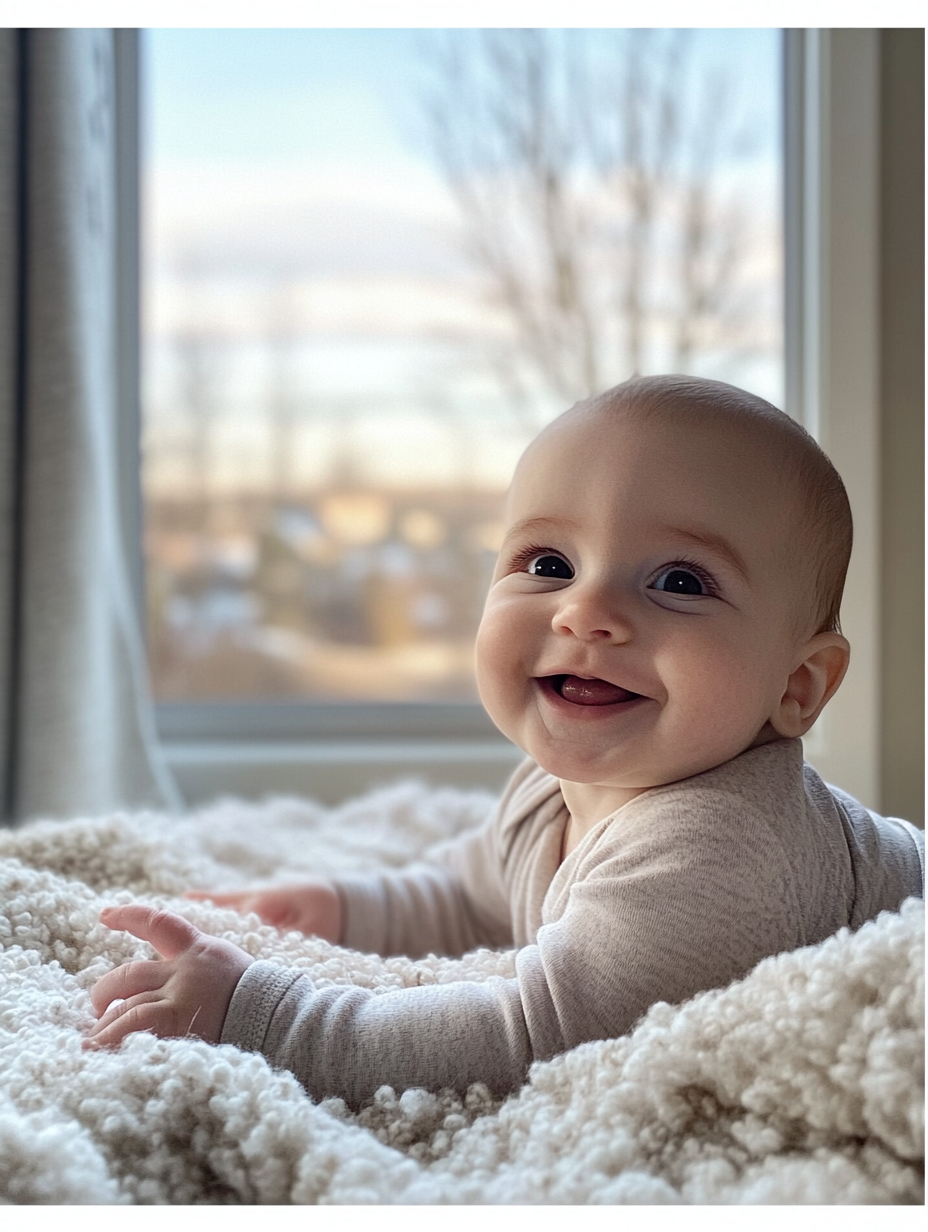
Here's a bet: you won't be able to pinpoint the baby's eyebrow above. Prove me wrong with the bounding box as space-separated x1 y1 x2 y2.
504 515 581 539
659 526 750 582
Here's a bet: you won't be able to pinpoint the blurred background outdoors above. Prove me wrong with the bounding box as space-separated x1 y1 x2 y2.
142 28 784 705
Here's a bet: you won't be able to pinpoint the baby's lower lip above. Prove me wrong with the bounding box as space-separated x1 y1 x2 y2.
542 674 642 707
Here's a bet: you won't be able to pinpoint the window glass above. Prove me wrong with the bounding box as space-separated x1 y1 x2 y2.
142 28 783 703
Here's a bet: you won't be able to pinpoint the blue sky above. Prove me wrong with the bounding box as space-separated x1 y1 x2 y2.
144 28 781 170
144 29 431 168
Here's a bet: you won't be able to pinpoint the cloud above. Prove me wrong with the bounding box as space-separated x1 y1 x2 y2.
146 161 466 281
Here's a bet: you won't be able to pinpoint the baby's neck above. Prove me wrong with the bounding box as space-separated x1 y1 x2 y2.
558 780 649 857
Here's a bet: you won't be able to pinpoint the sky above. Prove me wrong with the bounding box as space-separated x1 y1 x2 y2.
145 29 427 169
141 28 784 493
145 28 780 168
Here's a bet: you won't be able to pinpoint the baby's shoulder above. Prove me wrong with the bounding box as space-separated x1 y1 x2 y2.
609 739 829 868
634 739 806 821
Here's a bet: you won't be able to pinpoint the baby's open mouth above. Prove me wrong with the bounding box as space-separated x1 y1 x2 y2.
547 674 641 706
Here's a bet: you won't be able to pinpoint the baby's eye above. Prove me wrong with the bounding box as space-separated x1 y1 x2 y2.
526 553 574 579
650 567 709 596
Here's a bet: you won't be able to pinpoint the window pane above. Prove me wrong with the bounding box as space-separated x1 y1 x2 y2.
142 28 783 703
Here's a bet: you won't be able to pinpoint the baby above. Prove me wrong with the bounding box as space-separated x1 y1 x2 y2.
85 375 924 1106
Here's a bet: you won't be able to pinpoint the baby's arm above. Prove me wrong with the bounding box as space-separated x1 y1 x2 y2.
85 792 788 1103
187 809 513 959
85 901 536 1098
186 882 341 943
185 762 542 957
84 905 253 1049
331 799 516 958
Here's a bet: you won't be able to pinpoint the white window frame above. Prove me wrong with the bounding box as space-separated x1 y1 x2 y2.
783 28 881 807
121 29 886 809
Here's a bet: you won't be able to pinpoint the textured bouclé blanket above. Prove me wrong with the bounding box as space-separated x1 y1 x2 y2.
0 782 923 1204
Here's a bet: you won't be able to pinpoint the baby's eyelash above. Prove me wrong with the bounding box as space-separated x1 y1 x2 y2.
507 543 565 572
654 557 721 596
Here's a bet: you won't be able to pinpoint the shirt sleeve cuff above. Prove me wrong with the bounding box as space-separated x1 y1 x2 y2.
220 960 310 1054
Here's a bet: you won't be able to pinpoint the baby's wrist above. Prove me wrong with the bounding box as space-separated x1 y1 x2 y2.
192 936 254 1044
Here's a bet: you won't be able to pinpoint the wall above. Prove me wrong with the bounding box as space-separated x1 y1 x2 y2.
880 29 925 826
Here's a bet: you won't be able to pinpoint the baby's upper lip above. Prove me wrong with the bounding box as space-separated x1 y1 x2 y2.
535 667 649 699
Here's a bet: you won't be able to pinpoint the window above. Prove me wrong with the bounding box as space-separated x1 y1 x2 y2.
141 30 783 729
135 28 889 811
113 26 911 818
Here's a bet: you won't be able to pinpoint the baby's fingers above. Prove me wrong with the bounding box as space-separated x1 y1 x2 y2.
86 995 128 1037
83 990 169 1049
90 959 171 1015
99 904 200 959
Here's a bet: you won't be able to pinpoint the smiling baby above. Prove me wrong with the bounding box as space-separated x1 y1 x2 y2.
85 375 924 1105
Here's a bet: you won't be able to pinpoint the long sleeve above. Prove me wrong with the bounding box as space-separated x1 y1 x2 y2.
331 823 513 958
330 758 559 958
221 961 536 1104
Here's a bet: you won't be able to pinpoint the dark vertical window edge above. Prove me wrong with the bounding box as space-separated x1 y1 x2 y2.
114 29 145 629
4 30 30 821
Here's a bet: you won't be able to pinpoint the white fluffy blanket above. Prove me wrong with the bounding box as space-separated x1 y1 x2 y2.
0 782 923 1205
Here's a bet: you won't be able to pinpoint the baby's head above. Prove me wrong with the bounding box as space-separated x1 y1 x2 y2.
476 375 852 809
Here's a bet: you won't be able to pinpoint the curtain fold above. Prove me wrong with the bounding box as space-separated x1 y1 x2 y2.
0 28 179 824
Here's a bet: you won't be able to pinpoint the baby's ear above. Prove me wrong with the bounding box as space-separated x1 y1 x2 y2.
770 633 850 738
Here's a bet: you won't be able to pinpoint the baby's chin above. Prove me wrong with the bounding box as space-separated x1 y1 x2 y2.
534 736 778 794
527 745 656 791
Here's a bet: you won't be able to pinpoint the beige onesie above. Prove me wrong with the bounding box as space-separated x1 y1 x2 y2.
221 737 924 1107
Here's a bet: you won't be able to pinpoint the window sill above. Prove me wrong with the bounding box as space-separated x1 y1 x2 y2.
163 736 522 807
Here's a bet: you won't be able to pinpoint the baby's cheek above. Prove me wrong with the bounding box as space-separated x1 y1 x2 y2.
474 600 505 670
474 611 523 728
681 651 774 745
474 619 505 708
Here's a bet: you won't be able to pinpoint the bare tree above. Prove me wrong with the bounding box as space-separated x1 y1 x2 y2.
594 30 685 375
265 279 304 499
420 29 761 412
173 329 220 529
423 30 596 406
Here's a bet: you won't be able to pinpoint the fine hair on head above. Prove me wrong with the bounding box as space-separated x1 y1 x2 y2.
582 374 853 636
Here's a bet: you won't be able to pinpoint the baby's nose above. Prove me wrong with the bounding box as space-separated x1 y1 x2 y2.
551 583 632 642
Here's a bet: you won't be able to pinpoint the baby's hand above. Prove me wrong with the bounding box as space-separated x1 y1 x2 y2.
83 905 253 1050
185 881 342 942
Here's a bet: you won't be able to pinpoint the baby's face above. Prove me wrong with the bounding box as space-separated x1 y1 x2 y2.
476 405 815 802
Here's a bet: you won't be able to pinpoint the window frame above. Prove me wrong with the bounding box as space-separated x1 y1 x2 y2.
783 28 882 807
122 28 886 809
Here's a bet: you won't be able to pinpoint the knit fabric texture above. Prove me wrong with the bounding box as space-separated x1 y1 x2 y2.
0 781 923 1205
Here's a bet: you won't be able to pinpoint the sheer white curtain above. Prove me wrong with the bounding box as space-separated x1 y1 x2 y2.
0 29 178 824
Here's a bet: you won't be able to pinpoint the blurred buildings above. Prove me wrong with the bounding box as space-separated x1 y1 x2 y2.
146 484 502 701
